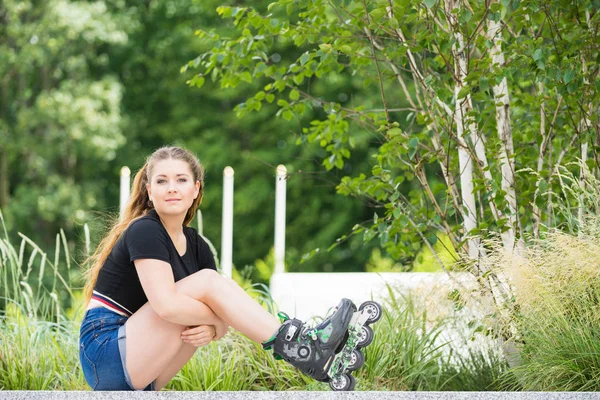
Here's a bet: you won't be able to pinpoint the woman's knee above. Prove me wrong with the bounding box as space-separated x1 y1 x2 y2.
175 268 221 299
194 269 221 289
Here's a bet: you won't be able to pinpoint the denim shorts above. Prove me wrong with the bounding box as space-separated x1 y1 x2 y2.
79 307 155 391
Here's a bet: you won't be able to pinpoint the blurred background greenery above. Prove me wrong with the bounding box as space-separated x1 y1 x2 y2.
0 0 418 288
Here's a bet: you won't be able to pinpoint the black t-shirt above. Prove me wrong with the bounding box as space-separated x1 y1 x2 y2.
92 210 217 316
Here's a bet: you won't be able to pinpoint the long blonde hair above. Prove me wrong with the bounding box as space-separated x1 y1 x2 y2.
83 146 205 304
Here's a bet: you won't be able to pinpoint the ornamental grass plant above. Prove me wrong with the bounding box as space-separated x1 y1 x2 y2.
0 305 86 390
0 210 87 390
495 224 600 391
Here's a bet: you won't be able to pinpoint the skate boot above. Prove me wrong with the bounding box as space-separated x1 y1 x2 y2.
262 298 356 382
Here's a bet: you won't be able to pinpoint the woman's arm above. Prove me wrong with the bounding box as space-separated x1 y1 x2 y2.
134 258 221 326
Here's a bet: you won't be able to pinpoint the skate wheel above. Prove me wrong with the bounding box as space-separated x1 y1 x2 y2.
347 349 365 372
329 373 356 391
357 325 374 348
359 301 382 324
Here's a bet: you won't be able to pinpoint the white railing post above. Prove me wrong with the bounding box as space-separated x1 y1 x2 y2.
119 167 131 220
221 166 234 278
274 165 287 274
197 209 204 235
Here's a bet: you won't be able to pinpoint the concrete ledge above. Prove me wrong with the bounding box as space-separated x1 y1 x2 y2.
1 392 599 400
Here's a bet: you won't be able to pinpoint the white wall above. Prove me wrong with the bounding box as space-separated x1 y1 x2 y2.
269 272 476 320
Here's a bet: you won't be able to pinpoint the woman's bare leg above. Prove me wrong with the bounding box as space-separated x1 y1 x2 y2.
152 275 276 390
153 342 197 390
125 269 281 389
167 269 280 342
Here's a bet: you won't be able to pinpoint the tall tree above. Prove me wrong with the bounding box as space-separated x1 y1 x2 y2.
189 0 600 286
0 0 127 250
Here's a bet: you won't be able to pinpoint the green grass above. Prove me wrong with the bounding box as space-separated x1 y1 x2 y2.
0 305 87 390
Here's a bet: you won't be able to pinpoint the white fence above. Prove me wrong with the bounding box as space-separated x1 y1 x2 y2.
118 165 453 320
120 165 288 280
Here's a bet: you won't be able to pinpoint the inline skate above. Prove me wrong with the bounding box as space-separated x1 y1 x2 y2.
263 298 383 391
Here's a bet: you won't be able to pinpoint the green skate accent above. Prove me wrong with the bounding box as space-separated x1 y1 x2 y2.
297 328 331 343
262 312 291 351
277 311 290 323
307 328 330 342
262 333 276 347
329 326 360 378
261 324 285 351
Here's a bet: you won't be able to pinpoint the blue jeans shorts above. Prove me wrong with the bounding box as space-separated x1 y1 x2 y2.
79 307 155 391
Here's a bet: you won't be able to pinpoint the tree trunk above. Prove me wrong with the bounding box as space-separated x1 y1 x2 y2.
578 12 593 228
445 0 512 260
532 82 547 239
579 142 588 227
487 16 519 252
445 0 520 366
444 0 479 259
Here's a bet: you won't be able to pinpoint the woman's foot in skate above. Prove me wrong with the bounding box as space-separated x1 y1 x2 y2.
261 298 355 382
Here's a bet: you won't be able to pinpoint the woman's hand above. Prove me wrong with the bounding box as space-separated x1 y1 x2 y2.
181 325 216 347
213 319 229 341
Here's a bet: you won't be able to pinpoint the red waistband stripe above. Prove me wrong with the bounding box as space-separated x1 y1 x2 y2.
91 291 133 317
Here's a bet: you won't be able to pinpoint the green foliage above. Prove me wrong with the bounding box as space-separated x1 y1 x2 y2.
360 286 510 391
0 210 86 389
0 210 83 315
1 0 383 279
412 233 459 272
0 0 128 250
365 248 405 273
190 0 600 266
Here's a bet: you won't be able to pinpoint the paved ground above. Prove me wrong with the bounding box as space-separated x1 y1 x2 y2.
1 392 599 400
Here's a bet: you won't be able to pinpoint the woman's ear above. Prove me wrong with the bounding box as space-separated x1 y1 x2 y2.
194 180 201 199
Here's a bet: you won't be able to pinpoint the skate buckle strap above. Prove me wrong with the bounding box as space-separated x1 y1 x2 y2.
262 339 275 350
277 312 290 323
304 328 325 358
312 336 325 358
262 313 293 350
262 312 293 350
281 319 303 342
285 324 298 341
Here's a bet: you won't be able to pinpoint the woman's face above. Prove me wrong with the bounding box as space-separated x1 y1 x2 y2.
146 159 200 219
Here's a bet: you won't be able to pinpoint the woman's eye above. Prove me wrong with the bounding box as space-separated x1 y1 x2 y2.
156 178 186 183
